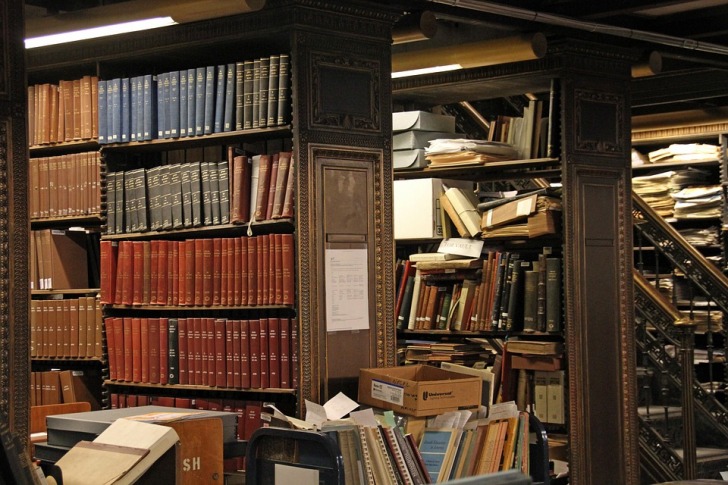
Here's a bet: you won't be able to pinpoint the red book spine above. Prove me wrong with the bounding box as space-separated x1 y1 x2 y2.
140 317 149 383
247 237 257 306
99 241 117 304
178 240 186 306
120 241 134 306
249 319 260 388
226 238 234 305
257 235 266 305
281 234 294 305
185 239 195 306
159 317 169 385
150 240 159 305
205 317 215 386
170 242 179 306
215 318 226 388
279 318 290 388
240 320 250 389
268 317 280 388
274 233 283 305
191 317 201 385
259 318 269 388
240 237 249 306
213 237 222 306
244 402 262 441
178 318 188 385
203 238 213 306
142 241 152 305
114 317 124 381
225 319 234 388
105 317 116 380
220 238 228 306
280 158 295 219
233 238 242 306
132 241 144 305
194 239 204 306
123 317 133 381
157 240 168 305
199 317 208 385
231 320 241 388
166 241 174 306
268 235 276 305
126 394 137 407
131 317 142 382
148 317 160 384
291 317 299 389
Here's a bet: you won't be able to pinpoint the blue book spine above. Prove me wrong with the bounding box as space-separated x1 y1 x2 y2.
157 72 167 139
170 70 180 138
135 76 144 141
97 80 107 144
204 65 216 135
143 74 157 141
186 68 196 137
214 64 226 133
110 78 121 143
163 72 171 139
120 78 130 143
195 67 205 136
106 79 114 143
179 70 188 137
224 63 235 132
129 76 138 142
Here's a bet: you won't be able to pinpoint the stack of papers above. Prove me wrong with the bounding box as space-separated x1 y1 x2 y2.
647 143 720 163
425 139 519 166
671 185 722 219
632 171 675 217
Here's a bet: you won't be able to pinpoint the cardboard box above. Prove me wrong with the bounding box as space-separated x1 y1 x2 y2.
394 178 473 240
393 111 456 133
393 130 460 150
358 365 482 417
481 193 538 229
394 149 428 170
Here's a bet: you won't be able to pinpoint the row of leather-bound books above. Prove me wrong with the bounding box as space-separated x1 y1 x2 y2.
104 316 299 391
105 150 294 235
30 370 96 408
30 296 102 360
29 151 101 219
99 233 295 307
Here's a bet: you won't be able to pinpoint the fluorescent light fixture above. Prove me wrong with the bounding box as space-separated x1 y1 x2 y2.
25 0 265 49
392 64 462 78
25 16 177 49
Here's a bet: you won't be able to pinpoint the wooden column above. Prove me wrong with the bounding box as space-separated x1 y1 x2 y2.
558 40 640 484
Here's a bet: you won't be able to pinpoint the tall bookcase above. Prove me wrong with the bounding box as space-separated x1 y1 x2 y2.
392 39 639 484
25 0 399 417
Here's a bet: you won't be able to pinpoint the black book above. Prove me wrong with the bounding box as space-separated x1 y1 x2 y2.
252 59 260 129
505 260 528 331
146 165 162 231
105 171 117 235
189 161 203 227
258 57 270 129
169 163 183 229
134 168 149 232
243 60 254 130
167 318 179 385
266 55 279 128
499 253 520 325
218 160 230 225
180 163 193 228
523 264 539 332
396 274 415 330
209 161 221 225
201 161 213 226
537 247 552 331
546 256 562 332
277 54 290 126
490 251 510 329
123 169 138 233
235 61 245 131
159 164 173 230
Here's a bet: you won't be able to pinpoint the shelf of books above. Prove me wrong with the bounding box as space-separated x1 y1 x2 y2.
391 90 569 482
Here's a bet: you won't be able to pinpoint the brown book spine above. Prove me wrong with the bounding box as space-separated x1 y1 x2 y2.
170 242 180 306
159 317 169 385
280 156 295 219
60 300 69 358
178 239 186 306
178 318 188 385
260 235 269 305
215 318 226 388
48 156 58 217
157 240 169 305
226 237 235 306
271 151 291 219
72 79 82 140
140 317 149 383
48 85 59 144
142 241 152 305
240 319 251 388
132 241 144 305
279 318 290 388
290 317 299 389
231 319 241 388
268 317 280 388
254 154 271 221
185 239 195 306
259 318 269 388
149 240 159 305
192 317 202 385
82 296 92 358
166 241 175 306
71 298 82 358
281 233 294 305
194 239 204 306
230 154 247 223
220 238 228 306
203 238 214 306
247 236 257 306
268 235 276 305
265 153 279 220
249 319 260 388
80 75 93 139
225 319 234 388
58 370 76 404
213 237 222 306
118 241 133 305
104 317 118 381
94 298 102 359
148 317 160 384
203 317 214 386
60 80 74 142
122 317 133 382
131 317 142 382
91 76 99 139
100 240 117 305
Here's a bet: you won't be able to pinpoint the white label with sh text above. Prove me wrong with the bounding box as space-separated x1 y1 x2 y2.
371 379 404 406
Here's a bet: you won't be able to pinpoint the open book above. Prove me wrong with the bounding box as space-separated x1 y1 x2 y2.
55 418 179 485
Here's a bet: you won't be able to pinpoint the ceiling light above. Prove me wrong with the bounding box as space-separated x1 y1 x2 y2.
25 0 265 49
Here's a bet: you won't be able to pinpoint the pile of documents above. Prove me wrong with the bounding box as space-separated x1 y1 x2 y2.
632 171 675 217
671 185 722 219
647 143 720 164
425 139 519 166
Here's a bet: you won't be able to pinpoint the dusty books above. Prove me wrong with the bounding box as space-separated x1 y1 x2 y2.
505 340 564 356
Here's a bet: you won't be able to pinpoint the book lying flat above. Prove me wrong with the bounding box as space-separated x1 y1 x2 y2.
506 340 564 356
